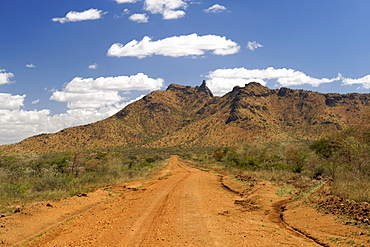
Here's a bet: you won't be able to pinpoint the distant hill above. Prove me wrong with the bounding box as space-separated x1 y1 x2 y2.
1 81 369 154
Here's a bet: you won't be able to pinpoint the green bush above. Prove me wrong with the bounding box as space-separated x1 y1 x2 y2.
312 165 326 179
0 151 169 214
145 157 156 163
32 174 71 192
0 182 31 199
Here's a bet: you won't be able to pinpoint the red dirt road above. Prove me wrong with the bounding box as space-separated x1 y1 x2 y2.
1 156 369 246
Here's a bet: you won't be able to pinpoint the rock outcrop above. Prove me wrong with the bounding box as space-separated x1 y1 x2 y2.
197 80 213 97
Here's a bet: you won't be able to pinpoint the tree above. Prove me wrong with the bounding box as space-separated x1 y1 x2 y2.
285 147 308 173
309 139 340 159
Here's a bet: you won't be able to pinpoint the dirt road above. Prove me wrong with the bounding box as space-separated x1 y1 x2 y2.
1 156 369 246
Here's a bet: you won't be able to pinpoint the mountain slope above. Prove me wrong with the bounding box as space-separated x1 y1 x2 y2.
1 82 369 154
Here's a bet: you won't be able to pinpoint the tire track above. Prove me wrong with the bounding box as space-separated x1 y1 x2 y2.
25 156 325 246
118 158 191 246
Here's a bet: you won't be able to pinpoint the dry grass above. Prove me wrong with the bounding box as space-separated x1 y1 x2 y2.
332 175 370 203
0 152 169 215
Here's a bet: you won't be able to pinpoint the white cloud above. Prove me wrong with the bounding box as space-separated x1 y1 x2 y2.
247 41 263 51
115 0 141 3
206 67 342 96
162 9 185 19
0 70 14 85
88 63 98 69
0 95 146 145
0 93 25 110
52 9 107 24
204 4 227 13
0 71 156 145
48 95 144 131
144 0 188 19
26 64 36 68
51 91 124 110
107 33 240 58
114 9 131 18
50 73 164 109
31 99 40 104
115 0 188 20
129 13 149 23
0 74 25 123
341 74 370 89
0 109 51 145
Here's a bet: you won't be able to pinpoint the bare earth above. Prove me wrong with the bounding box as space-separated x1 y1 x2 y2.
1 156 369 246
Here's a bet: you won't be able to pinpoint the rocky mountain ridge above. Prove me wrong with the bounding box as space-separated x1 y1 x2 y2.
1 82 369 154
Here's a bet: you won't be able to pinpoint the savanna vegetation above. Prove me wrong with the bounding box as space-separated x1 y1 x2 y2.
0 122 369 216
0 150 167 214
182 124 370 203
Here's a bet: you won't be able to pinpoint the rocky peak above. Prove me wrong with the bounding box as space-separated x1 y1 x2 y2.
230 82 272 97
166 84 191 91
165 83 196 96
197 80 213 97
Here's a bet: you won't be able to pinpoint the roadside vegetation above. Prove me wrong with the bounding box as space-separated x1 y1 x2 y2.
0 123 368 216
182 124 370 203
0 151 167 214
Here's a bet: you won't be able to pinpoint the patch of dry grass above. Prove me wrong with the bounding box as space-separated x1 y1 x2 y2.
0 152 169 215
332 174 370 203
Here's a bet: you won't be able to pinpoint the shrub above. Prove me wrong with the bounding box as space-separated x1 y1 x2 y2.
145 157 156 163
309 139 340 158
32 174 71 192
312 165 326 179
285 147 308 173
213 151 224 161
0 182 32 199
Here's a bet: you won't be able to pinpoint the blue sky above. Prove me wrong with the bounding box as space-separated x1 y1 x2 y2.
1 0 370 145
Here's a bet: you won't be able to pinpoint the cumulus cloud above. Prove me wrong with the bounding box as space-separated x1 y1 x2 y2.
0 95 146 145
115 0 141 3
162 9 185 19
144 0 188 19
206 67 342 96
50 73 164 109
247 41 263 51
114 0 188 20
341 74 370 89
0 71 25 110
107 33 240 58
51 91 123 110
31 99 40 104
204 4 227 13
52 9 107 23
0 71 156 145
129 13 149 23
0 93 25 110
26 64 36 68
114 9 130 18
88 63 98 69
0 70 14 85
0 109 51 144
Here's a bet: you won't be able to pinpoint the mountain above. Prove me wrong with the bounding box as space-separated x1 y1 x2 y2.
1 82 369 154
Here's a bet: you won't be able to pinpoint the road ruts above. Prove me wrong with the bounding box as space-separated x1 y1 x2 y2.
29 155 320 247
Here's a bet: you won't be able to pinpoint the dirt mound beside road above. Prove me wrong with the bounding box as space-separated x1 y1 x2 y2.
313 195 370 224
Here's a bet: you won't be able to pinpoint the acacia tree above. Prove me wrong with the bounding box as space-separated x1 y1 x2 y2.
309 138 341 179
310 124 370 181
285 146 308 173
66 150 84 177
